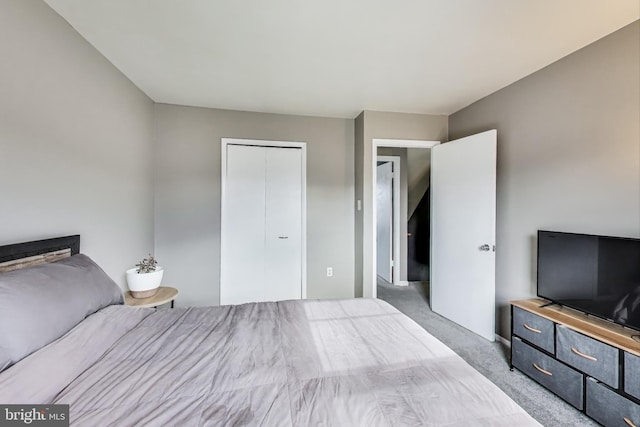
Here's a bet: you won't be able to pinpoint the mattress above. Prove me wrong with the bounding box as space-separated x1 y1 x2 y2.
0 298 540 426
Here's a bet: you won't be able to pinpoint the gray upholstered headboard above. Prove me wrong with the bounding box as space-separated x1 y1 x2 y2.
0 235 80 273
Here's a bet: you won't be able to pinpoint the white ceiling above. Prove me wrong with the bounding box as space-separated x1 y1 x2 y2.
44 0 638 119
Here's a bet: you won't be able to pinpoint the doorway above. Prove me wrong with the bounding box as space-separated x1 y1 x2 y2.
370 131 497 342
220 138 307 305
372 139 440 298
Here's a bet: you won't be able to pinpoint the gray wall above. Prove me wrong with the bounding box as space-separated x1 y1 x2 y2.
354 113 365 298
0 0 155 286
407 148 431 218
355 111 448 297
154 104 355 306
449 21 640 338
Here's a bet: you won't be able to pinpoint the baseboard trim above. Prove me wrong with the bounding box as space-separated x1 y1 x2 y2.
495 334 511 347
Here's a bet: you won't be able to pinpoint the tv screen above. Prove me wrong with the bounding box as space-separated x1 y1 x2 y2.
537 230 640 332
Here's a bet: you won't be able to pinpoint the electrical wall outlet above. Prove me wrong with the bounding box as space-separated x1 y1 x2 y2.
326 267 333 277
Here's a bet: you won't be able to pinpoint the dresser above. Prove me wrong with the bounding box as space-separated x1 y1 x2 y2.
511 299 640 426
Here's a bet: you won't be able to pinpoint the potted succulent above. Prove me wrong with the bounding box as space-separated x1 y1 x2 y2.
126 254 164 298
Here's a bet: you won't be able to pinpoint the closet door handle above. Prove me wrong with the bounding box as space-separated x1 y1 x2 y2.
571 347 597 361
523 323 542 334
532 363 553 376
278 236 288 239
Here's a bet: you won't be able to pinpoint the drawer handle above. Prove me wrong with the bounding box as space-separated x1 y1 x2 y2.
571 347 597 361
523 323 542 334
624 417 636 427
532 363 553 376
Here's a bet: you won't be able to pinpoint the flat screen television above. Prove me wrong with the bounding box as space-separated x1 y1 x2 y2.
537 230 640 332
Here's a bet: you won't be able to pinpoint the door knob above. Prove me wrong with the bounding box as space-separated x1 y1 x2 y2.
278 236 288 239
479 244 490 251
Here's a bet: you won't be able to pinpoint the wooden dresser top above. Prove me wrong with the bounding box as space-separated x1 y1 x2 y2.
512 298 640 357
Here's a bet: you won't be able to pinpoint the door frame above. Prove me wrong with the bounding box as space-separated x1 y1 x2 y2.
376 155 401 285
370 139 440 298
220 138 307 302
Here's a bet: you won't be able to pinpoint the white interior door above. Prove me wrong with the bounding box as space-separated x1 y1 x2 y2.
221 144 303 305
430 129 496 341
222 145 266 305
265 147 302 301
376 161 393 282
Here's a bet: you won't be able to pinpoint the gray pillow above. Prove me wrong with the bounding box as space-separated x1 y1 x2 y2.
0 254 123 372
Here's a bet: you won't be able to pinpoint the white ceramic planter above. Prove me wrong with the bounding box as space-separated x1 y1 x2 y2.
126 267 164 298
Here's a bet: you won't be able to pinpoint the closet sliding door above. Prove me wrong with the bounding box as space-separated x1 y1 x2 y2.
221 142 304 305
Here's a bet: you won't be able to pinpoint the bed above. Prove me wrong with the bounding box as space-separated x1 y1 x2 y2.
0 236 540 426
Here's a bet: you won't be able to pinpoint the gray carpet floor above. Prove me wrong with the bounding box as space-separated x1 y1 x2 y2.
377 279 597 427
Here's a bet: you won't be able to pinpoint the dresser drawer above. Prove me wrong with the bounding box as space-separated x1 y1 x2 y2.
556 324 619 388
626 352 640 401
513 306 555 353
587 378 640 427
512 336 584 409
